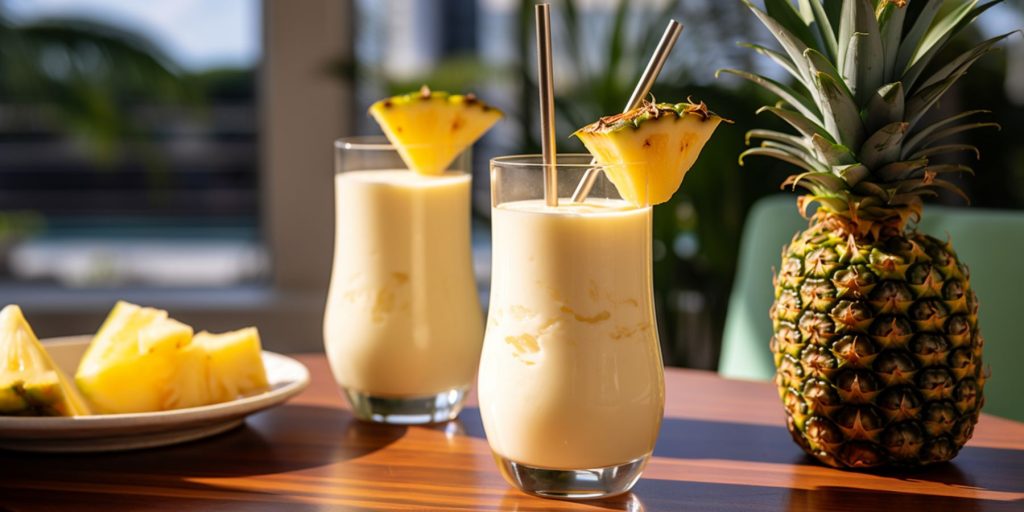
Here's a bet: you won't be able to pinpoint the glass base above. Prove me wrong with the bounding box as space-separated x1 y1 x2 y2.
494 453 650 499
343 386 468 425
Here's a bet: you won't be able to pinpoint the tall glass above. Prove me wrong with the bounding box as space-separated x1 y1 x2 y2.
324 137 483 424
479 155 665 499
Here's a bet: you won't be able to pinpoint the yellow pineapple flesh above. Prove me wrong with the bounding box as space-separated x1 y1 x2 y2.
574 100 728 206
75 301 271 414
194 328 270 403
369 85 503 175
75 301 209 413
0 305 90 416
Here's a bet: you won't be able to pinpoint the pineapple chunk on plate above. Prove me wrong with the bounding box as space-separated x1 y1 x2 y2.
76 302 204 414
0 305 90 417
0 335 308 452
76 302 272 414
195 328 271 404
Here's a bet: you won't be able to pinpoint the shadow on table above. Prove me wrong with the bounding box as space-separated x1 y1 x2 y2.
0 487 330 512
191 403 411 474
869 447 1024 493
459 407 813 465
777 444 1024 495
0 404 415 510
630 478 1023 512
0 404 405 478
783 484 1022 512
460 406 1024 495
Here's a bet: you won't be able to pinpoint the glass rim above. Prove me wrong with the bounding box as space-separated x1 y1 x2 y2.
490 154 623 169
335 136 472 151
335 136 391 151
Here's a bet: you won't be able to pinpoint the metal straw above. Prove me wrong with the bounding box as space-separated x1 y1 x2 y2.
570 19 683 204
536 3 558 207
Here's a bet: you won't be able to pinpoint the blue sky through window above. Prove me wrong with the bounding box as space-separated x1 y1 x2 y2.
1 0 260 71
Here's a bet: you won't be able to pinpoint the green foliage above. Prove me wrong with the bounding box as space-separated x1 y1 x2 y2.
720 0 1017 225
0 15 209 167
0 211 45 239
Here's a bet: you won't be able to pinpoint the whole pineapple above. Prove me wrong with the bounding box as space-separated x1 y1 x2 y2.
721 0 1012 468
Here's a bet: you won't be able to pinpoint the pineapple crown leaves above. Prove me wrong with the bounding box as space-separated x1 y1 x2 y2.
719 0 1019 233
572 97 731 135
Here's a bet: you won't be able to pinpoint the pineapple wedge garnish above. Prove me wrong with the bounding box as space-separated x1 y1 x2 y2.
194 328 270 403
574 100 728 206
369 85 503 175
0 305 90 416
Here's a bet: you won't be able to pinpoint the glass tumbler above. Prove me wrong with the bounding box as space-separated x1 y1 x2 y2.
478 155 665 499
324 137 484 424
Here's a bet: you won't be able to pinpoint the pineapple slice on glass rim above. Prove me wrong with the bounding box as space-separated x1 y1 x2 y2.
573 99 729 206
369 85 503 176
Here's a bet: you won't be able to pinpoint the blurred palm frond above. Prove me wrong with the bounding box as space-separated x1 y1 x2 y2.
0 15 198 165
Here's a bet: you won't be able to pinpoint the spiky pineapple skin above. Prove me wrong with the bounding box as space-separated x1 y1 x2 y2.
770 220 984 468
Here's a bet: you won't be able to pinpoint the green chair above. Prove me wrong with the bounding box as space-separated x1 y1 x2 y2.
719 195 1024 422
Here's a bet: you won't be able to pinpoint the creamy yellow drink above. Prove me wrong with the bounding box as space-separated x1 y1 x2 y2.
324 170 484 398
479 99 722 497
478 199 665 469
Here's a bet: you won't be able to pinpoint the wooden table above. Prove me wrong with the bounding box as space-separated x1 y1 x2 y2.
2 354 1022 511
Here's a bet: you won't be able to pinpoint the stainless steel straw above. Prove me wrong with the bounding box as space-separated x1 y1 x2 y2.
570 19 683 204
536 3 558 207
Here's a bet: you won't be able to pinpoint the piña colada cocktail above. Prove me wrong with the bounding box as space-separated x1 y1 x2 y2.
324 87 501 424
480 101 726 498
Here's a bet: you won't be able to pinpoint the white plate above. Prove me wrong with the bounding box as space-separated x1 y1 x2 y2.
0 335 310 453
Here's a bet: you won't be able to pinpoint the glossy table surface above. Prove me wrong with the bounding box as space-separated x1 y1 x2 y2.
2 354 1022 511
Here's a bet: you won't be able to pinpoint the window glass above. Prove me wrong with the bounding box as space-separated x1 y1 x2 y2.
0 0 264 287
